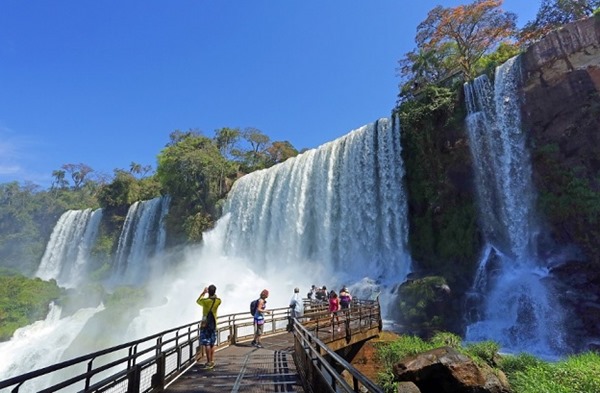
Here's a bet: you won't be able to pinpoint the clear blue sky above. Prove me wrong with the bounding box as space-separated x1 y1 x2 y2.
0 1 539 188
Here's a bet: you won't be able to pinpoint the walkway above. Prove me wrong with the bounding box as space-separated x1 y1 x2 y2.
166 333 303 393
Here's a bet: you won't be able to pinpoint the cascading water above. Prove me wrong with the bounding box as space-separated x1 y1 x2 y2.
222 117 412 305
0 303 104 391
464 56 567 357
36 208 103 288
127 117 412 340
111 195 171 285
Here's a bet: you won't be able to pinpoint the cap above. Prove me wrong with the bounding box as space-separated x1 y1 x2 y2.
294 287 300 293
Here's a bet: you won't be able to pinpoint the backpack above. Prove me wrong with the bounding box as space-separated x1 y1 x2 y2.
205 311 216 330
250 298 267 316
250 299 259 316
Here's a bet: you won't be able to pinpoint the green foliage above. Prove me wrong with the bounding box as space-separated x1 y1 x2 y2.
0 274 63 341
429 331 463 348
464 340 501 366
397 276 451 335
476 42 521 78
398 86 480 288
503 352 600 393
183 212 214 242
535 142 600 226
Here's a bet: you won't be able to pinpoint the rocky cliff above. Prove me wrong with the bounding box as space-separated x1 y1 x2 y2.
521 15 600 351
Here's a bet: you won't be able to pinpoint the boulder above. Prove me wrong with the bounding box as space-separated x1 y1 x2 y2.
392 346 511 393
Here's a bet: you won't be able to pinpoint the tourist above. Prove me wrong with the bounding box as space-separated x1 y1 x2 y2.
196 284 221 370
328 290 341 331
340 286 352 310
288 287 304 331
252 289 270 348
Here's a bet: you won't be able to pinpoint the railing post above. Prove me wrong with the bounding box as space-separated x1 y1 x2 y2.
127 364 142 392
152 353 166 390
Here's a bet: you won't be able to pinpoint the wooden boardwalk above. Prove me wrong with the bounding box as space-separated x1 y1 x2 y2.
165 333 304 393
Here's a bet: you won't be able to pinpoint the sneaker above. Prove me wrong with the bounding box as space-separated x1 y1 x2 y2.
251 340 257 346
255 344 263 348
205 362 214 370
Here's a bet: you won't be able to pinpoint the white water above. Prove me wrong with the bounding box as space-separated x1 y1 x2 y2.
464 57 567 357
128 117 412 338
111 195 171 285
36 208 103 288
0 303 104 392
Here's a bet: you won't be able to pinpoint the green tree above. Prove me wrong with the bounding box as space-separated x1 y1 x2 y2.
213 127 241 159
265 141 299 165
520 0 600 46
241 127 271 170
51 170 68 189
156 130 234 241
97 170 141 208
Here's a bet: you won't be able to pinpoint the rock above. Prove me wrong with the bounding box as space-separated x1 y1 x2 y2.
398 381 422 393
392 346 511 393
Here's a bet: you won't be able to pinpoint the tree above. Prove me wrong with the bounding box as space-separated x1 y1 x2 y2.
241 127 270 170
398 43 458 99
51 170 68 190
213 127 241 159
265 141 299 166
156 130 235 241
520 0 600 46
411 0 517 81
61 163 93 189
96 170 141 208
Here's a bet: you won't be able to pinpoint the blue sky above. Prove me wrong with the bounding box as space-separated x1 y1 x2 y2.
0 1 539 188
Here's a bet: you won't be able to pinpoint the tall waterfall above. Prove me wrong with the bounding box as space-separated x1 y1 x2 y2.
464 56 567 357
111 196 171 285
222 117 411 289
36 208 103 288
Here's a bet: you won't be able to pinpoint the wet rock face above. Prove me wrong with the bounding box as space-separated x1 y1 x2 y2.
521 16 600 260
520 16 600 351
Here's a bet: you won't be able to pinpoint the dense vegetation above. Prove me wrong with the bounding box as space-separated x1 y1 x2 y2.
375 332 600 393
0 269 63 341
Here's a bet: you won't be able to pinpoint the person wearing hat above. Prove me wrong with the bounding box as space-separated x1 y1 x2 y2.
252 289 270 348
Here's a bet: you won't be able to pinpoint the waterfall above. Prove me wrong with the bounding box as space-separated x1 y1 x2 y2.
223 117 411 288
126 117 412 341
112 196 171 285
0 303 104 391
464 56 567 357
36 208 103 288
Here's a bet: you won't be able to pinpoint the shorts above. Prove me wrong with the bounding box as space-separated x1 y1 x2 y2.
200 328 216 347
254 320 264 336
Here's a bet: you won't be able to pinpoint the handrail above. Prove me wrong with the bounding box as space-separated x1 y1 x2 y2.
0 299 383 393
293 299 384 393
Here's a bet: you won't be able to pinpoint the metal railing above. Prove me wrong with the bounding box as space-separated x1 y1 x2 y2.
293 299 384 393
0 299 382 393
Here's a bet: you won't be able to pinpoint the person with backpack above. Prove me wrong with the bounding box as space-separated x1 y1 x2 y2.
251 289 270 348
196 284 221 370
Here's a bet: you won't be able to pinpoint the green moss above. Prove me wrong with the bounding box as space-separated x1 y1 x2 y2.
397 85 480 286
